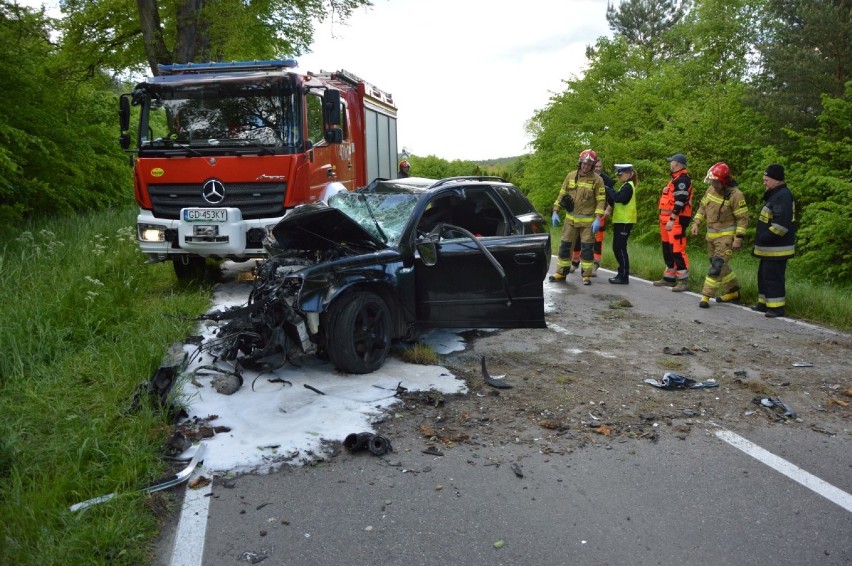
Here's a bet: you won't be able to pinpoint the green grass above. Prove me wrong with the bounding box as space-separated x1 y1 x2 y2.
550 226 852 331
0 209 212 565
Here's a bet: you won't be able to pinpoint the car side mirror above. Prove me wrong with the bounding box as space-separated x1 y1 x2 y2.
416 240 438 266
322 88 341 125
119 94 131 132
324 127 343 144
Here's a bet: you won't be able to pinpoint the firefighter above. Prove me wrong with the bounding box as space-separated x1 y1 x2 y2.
691 162 749 308
752 164 796 318
654 153 693 292
550 149 606 285
568 159 612 275
606 163 638 284
398 160 411 178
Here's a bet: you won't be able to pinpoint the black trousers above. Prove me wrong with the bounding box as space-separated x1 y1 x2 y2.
757 258 788 309
612 223 633 279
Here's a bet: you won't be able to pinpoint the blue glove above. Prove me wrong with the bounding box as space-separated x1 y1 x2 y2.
551 211 560 227
591 218 600 233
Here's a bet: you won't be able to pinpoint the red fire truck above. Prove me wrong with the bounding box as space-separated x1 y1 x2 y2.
118 60 399 281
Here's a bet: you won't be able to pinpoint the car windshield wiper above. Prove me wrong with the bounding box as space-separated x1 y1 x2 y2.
358 194 388 243
229 138 274 156
147 138 204 157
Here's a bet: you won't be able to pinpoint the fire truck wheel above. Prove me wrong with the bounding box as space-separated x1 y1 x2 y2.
326 291 391 374
172 256 208 282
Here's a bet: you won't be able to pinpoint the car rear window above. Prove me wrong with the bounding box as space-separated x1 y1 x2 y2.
492 184 535 216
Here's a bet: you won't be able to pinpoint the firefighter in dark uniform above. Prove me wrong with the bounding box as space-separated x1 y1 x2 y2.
752 164 796 318
691 162 749 308
550 149 606 285
654 153 693 292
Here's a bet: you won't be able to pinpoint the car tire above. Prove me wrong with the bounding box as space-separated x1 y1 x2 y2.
326 291 391 374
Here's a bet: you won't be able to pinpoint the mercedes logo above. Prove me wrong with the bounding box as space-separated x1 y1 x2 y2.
201 179 226 204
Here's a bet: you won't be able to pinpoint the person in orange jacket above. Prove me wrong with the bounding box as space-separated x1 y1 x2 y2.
654 153 693 292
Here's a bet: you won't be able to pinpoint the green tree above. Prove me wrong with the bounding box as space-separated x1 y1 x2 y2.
0 3 129 226
59 0 373 75
606 0 688 49
751 0 852 136
786 83 852 283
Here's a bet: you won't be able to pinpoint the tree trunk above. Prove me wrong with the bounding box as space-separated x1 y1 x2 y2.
136 0 171 75
174 0 210 64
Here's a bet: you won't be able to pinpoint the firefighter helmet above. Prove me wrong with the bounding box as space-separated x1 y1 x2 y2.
578 149 598 164
705 162 732 185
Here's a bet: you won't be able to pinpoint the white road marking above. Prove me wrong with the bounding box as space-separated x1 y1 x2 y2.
170 464 213 566
715 430 852 513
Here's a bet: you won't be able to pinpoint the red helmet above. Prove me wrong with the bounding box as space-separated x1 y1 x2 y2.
705 162 732 185
578 149 598 164
399 160 410 169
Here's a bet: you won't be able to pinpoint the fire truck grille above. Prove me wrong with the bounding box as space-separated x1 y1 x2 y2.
148 183 287 220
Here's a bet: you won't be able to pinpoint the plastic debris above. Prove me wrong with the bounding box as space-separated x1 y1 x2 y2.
753 397 797 419
643 373 719 390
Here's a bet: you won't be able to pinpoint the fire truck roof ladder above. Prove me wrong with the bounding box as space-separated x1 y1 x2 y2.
317 69 394 107
158 59 298 75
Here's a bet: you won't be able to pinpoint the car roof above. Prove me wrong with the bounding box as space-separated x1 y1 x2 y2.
360 176 513 195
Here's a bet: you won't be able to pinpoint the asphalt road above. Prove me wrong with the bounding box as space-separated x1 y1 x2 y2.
154 263 851 566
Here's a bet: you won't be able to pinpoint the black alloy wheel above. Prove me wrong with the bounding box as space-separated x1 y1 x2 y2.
326 291 392 374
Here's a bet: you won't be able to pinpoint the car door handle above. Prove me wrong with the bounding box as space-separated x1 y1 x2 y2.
514 253 537 265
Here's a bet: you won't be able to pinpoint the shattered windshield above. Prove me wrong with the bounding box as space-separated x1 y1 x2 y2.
141 82 300 149
329 192 420 244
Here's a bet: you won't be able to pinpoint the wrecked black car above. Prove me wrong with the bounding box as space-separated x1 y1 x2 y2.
210 176 550 374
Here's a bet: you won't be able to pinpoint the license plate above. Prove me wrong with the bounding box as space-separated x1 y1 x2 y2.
183 209 227 222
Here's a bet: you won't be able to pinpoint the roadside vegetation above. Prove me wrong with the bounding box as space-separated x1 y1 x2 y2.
0 208 211 565
1 0 849 562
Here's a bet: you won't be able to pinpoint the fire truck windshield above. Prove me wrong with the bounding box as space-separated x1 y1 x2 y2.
141 84 301 152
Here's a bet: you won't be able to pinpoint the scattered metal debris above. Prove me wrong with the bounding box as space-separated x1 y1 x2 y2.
127 364 182 416
792 361 814 367
70 444 207 512
252 376 292 391
481 356 513 389
343 432 393 456
303 384 325 395
753 397 797 419
644 373 719 390
663 346 695 356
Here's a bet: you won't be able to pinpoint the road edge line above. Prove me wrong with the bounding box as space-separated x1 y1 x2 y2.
170 465 212 566
715 429 852 513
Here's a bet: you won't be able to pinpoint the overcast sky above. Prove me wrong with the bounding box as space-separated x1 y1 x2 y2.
298 0 613 161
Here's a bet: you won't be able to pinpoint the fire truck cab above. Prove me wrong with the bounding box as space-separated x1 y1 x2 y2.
118 60 399 281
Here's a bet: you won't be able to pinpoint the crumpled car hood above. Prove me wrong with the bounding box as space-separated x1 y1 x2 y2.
270 204 387 253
